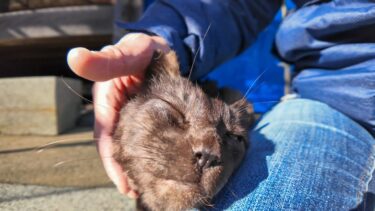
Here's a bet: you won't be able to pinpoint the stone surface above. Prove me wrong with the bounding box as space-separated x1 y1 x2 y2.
0 184 135 210
0 76 82 135
0 126 135 210
0 127 109 187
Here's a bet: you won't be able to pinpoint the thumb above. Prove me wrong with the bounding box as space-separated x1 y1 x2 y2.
66 46 151 82
67 34 157 82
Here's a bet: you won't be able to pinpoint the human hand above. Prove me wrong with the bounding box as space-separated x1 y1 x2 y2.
67 33 170 198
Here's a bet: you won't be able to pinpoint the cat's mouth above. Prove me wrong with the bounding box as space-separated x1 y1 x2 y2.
173 164 230 204
199 165 226 196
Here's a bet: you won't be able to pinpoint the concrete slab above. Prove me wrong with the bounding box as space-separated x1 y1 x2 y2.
0 127 110 187
0 184 135 210
0 76 82 135
0 127 135 210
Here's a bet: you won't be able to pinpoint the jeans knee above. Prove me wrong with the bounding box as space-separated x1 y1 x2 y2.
258 98 372 142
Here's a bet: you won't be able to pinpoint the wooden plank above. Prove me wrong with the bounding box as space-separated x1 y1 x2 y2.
6 0 112 11
0 5 114 40
0 2 143 78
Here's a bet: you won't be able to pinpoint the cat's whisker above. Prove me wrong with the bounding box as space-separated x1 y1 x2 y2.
53 161 66 167
242 67 270 100
60 76 120 114
236 100 281 114
61 76 93 104
35 138 96 153
199 196 215 208
53 157 99 167
53 155 119 167
225 185 239 199
187 23 212 81
247 81 265 96
252 100 281 104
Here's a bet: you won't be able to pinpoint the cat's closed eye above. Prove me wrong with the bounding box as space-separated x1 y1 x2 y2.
225 132 245 143
151 98 189 129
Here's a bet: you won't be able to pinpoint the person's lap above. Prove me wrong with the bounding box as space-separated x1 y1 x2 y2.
211 1 375 210
212 98 375 210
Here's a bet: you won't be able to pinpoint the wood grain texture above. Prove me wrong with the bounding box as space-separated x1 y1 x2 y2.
0 5 114 40
1 0 112 12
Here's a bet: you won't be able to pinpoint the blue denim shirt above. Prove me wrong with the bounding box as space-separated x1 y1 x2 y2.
117 0 375 136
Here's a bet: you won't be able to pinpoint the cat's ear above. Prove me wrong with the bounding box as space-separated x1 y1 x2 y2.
230 99 255 128
146 50 180 80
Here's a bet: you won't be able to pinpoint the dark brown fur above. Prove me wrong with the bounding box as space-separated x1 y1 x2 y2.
113 51 254 211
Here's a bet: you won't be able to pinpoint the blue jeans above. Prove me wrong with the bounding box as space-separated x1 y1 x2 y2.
213 98 375 210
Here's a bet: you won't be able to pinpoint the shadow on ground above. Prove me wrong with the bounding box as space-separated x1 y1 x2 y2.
0 127 135 210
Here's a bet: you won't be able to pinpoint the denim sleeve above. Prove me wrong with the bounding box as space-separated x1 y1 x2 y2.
275 0 375 135
116 0 282 80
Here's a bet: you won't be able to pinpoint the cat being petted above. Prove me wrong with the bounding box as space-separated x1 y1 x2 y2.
113 50 255 211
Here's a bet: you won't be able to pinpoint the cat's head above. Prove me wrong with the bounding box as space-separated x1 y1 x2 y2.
113 51 254 210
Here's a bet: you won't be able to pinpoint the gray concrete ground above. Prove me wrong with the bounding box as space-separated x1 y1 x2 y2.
0 127 136 210
0 184 134 211
0 77 82 135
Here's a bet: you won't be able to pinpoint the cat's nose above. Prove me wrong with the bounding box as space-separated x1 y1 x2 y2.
194 150 220 170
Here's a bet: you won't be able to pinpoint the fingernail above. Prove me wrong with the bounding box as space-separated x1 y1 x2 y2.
127 190 139 199
67 47 90 71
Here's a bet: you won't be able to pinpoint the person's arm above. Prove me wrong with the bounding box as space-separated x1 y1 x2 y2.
67 0 282 197
117 0 282 79
275 1 375 136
